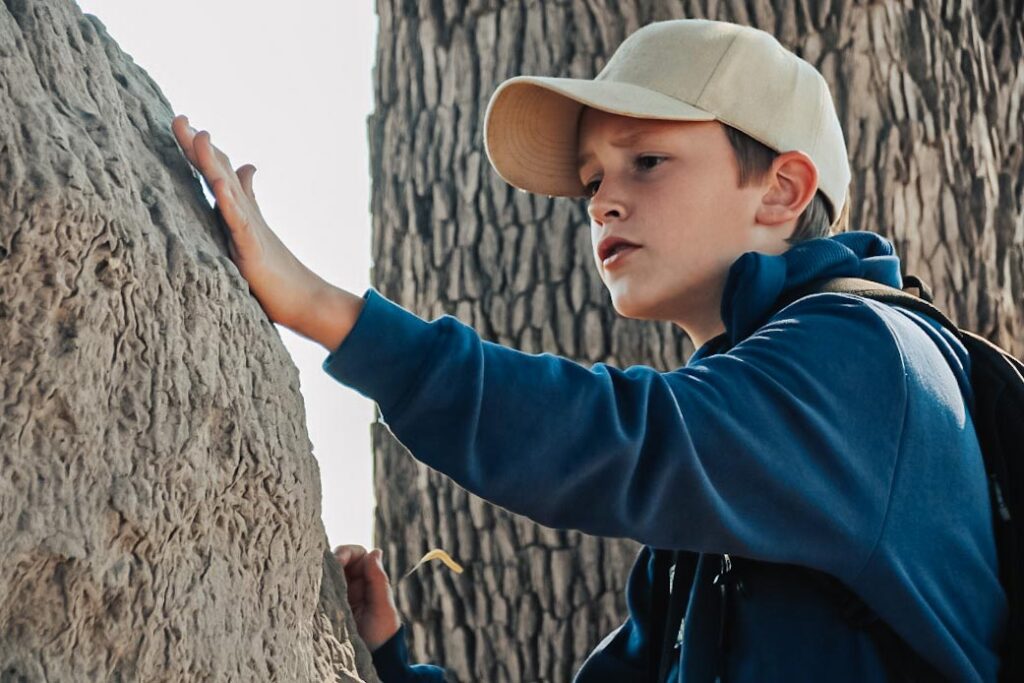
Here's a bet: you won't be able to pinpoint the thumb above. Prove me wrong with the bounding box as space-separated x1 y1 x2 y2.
236 164 257 200
367 549 394 596
370 549 387 577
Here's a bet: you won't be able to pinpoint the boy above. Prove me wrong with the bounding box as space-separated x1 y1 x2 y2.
171 18 1005 682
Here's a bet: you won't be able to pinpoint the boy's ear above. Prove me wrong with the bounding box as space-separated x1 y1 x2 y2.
754 151 819 227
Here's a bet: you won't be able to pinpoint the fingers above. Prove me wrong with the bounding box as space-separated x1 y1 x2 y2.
334 544 368 568
171 114 198 166
194 130 232 188
334 545 392 589
210 178 251 243
172 116 264 257
172 114 243 194
336 545 375 610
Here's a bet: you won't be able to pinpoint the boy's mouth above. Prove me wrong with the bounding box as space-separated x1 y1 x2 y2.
598 236 642 263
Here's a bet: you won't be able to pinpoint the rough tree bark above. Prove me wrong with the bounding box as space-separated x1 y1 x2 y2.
369 1 1023 681
0 1 377 681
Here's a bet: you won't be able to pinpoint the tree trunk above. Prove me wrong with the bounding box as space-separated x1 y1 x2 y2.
0 1 377 680
369 1 1023 681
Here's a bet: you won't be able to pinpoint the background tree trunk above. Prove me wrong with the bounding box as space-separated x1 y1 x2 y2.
369 1 1023 681
0 1 377 680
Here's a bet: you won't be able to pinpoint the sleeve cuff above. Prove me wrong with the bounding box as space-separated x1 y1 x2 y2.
321 287 440 414
370 623 414 681
370 624 447 681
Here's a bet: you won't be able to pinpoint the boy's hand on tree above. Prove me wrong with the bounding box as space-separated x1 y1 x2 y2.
170 114 363 350
333 544 402 651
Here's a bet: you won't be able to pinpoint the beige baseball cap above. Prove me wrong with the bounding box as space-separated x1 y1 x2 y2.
483 18 850 224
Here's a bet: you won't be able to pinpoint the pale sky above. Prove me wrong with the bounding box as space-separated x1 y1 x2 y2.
77 0 379 549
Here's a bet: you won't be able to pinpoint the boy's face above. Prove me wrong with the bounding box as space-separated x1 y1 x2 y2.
576 107 795 344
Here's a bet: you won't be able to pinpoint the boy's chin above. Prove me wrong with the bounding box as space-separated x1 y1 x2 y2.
609 295 659 321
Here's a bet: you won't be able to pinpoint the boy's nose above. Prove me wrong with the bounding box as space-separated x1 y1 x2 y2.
588 195 625 224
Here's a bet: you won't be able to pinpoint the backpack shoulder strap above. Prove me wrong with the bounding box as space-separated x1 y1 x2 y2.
775 276 963 340
656 550 696 682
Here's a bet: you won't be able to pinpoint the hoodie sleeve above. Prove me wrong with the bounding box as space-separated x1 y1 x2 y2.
323 288 908 581
370 624 447 682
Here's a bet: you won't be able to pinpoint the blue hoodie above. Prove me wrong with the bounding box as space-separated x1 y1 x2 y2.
322 231 1006 682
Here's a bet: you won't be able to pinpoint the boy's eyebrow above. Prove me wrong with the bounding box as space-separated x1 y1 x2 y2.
576 128 663 172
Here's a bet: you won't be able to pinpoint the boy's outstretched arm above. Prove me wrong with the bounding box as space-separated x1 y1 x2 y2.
323 286 909 584
170 115 364 351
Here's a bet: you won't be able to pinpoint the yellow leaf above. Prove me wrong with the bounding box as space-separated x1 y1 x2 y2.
402 548 464 580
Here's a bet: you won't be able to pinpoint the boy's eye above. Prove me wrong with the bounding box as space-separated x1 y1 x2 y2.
582 156 665 198
635 155 666 171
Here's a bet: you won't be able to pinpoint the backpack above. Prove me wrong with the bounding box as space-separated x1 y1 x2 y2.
649 275 1024 682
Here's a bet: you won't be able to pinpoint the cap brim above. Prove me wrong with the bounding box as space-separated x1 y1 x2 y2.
484 75 717 197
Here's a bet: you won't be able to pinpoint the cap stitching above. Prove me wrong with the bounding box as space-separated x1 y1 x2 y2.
694 29 744 106
809 75 832 216
809 73 825 159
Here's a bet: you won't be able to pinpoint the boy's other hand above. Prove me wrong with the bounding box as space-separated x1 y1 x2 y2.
171 114 362 348
333 544 402 651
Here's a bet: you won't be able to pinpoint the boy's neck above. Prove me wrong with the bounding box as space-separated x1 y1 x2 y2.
686 322 727 355
675 304 726 352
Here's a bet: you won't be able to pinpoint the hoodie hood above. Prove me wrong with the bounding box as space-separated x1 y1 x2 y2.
712 230 903 351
